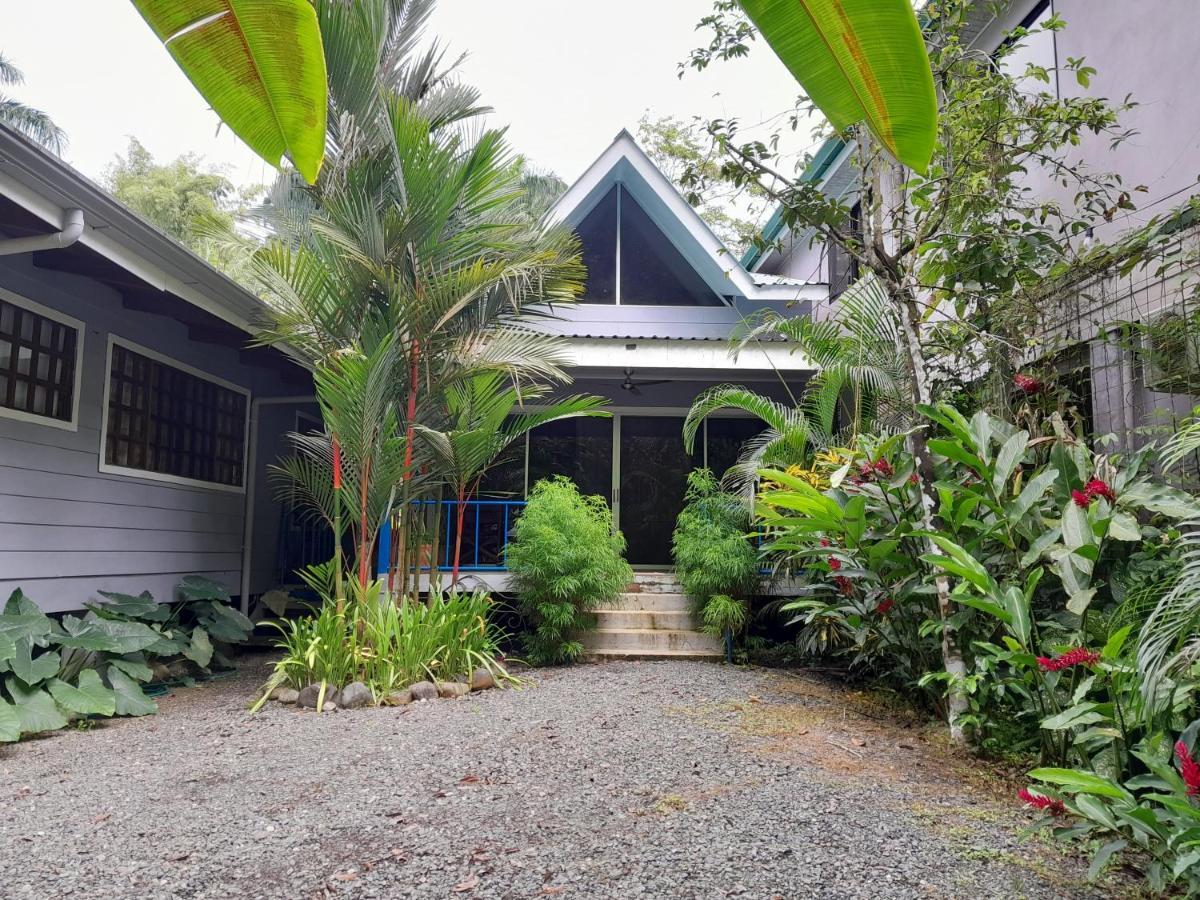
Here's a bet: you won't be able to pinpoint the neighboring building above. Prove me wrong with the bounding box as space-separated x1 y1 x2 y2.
748 0 1200 448
0 125 317 613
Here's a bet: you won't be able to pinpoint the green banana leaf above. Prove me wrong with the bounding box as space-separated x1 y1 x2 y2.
131 0 327 182
739 0 937 172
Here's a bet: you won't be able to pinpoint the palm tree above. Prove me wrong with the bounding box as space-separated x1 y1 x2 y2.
417 373 608 583
0 52 67 155
684 274 908 490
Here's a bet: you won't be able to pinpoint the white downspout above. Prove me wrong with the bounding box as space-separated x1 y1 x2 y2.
0 208 84 256
240 395 315 615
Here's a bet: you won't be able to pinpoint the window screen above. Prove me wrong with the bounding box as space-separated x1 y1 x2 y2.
0 295 79 424
105 342 248 488
619 189 722 306
576 186 618 303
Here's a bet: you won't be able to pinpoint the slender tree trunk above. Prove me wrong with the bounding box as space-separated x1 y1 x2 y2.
429 486 444 596
451 485 467 586
331 433 345 612
358 457 372 589
397 339 421 598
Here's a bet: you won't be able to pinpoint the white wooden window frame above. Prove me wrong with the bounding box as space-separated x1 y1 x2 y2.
0 287 85 432
99 334 252 494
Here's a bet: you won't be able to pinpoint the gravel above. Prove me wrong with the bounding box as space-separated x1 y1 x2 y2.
0 656 1112 899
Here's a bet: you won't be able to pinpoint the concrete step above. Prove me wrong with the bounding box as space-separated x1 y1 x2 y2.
593 609 693 630
580 628 723 655
583 647 725 661
606 592 690 613
628 573 683 594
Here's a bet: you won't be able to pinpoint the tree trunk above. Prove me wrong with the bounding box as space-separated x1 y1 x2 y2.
358 457 372 589
892 280 971 746
451 486 467 586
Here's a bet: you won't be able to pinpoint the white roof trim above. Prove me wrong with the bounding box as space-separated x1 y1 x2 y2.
548 130 821 304
563 337 813 372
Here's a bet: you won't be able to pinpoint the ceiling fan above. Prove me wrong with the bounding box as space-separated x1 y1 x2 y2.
614 368 670 394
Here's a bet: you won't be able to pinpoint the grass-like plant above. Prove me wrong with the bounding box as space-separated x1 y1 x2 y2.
508 476 633 665
254 578 512 712
673 468 759 614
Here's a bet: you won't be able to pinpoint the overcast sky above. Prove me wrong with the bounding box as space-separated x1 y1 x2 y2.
4 1 819 218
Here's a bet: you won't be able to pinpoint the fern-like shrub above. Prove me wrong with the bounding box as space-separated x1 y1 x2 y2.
673 468 759 613
701 594 748 638
508 476 632 665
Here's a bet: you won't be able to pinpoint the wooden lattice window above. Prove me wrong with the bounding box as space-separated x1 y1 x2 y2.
103 340 248 489
0 292 81 427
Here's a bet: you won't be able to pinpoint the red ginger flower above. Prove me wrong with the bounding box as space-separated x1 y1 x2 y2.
827 556 842 571
876 598 895 615
819 539 831 548
1013 373 1044 395
1176 740 1200 795
1037 647 1100 672
1018 787 1065 815
1084 478 1116 503
1071 489 1092 508
834 576 854 597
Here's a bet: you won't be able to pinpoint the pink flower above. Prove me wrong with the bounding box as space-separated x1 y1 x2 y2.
909 473 920 485
1176 740 1200 795
1037 647 1101 672
872 459 894 478
828 556 842 571
876 598 895 615
819 539 831 548
1013 373 1044 395
1071 489 1093 508
1018 787 1065 815
1084 478 1116 503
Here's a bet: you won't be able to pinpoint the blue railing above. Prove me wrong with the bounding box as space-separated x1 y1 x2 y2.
376 498 526 575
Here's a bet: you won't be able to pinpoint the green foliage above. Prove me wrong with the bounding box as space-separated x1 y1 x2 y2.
508 477 632 666
0 51 67 154
103 137 260 268
701 594 748 640
673 468 758 614
255 582 511 710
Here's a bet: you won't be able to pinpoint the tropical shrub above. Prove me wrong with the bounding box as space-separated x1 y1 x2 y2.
256 581 510 712
0 576 255 743
673 468 759 608
508 476 632 665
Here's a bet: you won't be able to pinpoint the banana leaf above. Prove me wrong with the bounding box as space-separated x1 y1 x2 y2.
739 0 937 172
131 0 327 182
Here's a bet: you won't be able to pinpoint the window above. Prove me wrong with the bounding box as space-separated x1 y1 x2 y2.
574 185 722 306
101 337 249 491
998 1 1057 97
827 201 862 299
0 289 83 430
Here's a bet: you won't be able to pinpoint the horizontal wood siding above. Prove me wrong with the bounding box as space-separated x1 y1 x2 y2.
0 253 309 612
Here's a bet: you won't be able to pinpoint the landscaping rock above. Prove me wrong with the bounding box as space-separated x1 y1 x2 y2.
469 668 495 691
296 684 323 709
321 701 338 713
337 682 373 709
409 681 438 702
384 690 412 706
437 681 470 699
271 687 300 704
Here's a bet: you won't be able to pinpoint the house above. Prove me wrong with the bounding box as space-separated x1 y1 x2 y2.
748 0 1200 449
1 123 821 609
410 130 824 582
0 125 317 613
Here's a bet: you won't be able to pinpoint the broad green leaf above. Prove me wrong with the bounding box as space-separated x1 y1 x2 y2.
57 615 162 654
1009 468 1058 522
1041 702 1107 731
178 576 233 603
10 639 59 686
1062 502 1092 550
131 0 327 182
1002 585 1031 648
1102 624 1133 660
5 679 68 735
1088 839 1127 880
1020 525 1060 567
928 438 985 474
992 430 1028 495
1107 511 1142 542
1067 588 1097 617
1074 794 1121 832
739 0 937 171
196 601 253 642
949 592 1010 624
47 671 116 717
1119 482 1200 519
107 668 157 717
0 699 19 742
108 658 154 683
0 631 14 666
1029 767 1130 800
183 627 214 669
91 590 168 621
924 535 995 592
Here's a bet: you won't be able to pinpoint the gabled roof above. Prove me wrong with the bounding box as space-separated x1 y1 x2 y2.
547 129 824 305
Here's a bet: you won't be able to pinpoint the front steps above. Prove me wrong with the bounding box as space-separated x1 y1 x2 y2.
581 573 724 660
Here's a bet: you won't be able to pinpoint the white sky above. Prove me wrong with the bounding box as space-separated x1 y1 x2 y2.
4 1 819 215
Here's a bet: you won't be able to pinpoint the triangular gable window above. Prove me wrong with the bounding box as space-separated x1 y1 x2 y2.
576 185 722 306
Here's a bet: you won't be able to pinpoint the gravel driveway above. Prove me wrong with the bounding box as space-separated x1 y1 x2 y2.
0 657 1113 899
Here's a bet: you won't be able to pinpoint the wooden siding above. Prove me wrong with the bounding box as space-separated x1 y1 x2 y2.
0 253 309 612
